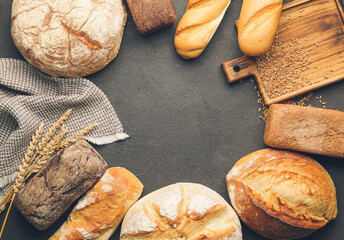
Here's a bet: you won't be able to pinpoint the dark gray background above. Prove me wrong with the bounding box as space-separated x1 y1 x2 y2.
0 0 343 239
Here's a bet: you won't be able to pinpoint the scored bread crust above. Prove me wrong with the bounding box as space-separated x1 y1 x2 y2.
226 149 337 240
50 167 143 240
120 182 242 240
174 0 231 59
11 0 127 78
237 0 282 56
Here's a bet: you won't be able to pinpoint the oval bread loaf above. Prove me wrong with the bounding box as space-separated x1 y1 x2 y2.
50 167 143 240
237 0 282 56
11 0 127 78
174 0 231 59
120 182 242 240
15 139 108 230
226 149 337 240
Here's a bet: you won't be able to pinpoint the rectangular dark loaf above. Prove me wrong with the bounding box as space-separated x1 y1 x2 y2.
125 0 177 35
15 139 108 230
264 104 344 158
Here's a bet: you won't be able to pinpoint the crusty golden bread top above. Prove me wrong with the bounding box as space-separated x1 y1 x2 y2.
238 0 282 56
227 149 337 229
50 167 143 240
120 182 242 240
174 0 231 59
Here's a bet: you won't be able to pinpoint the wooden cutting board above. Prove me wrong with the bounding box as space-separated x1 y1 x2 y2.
222 0 344 106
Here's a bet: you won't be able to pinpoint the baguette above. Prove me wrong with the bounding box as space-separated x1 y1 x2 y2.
237 0 282 56
174 0 231 59
50 167 143 240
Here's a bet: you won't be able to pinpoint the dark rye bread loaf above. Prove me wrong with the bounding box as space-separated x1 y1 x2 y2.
15 139 108 230
125 0 177 35
264 104 344 158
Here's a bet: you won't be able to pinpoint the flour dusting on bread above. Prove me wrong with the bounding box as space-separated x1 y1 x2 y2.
76 227 97 239
188 194 217 218
222 231 243 240
100 171 116 184
156 187 182 221
123 211 158 234
121 183 242 239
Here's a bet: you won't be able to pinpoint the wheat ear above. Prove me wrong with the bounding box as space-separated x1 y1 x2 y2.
59 123 99 149
0 123 43 211
0 123 43 238
36 109 72 154
0 110 98 239
26 126 68 178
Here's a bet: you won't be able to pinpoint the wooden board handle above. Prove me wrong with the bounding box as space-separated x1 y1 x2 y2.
222 55 259 84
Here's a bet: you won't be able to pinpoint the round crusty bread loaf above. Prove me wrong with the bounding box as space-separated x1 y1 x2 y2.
226 149 337 240
11 0 127 78
120 182 242 240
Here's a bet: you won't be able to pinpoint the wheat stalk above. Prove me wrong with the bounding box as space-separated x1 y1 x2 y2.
59 123 98 149
0 123 43 238
20 109 73 176
0 109 98 239
0 123 44 211
36 109 72 155
28 126 68 176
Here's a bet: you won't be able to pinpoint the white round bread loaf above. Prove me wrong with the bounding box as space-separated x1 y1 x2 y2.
120 182 242 240
11 0 127 78
226 149 337 240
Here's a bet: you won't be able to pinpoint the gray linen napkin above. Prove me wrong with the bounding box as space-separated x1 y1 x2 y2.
0 58 129 200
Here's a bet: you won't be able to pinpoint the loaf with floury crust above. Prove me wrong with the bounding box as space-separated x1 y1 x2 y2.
120 182 242 240
174 0 231 59
11 0 127 78
50 167 143 240
226 149 337 240
237 0 282 56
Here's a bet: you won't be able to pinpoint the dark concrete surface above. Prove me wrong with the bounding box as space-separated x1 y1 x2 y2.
0 0 343 239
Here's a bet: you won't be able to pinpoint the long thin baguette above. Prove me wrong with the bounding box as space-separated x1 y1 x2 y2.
174 0 231 59
238 0 282 56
